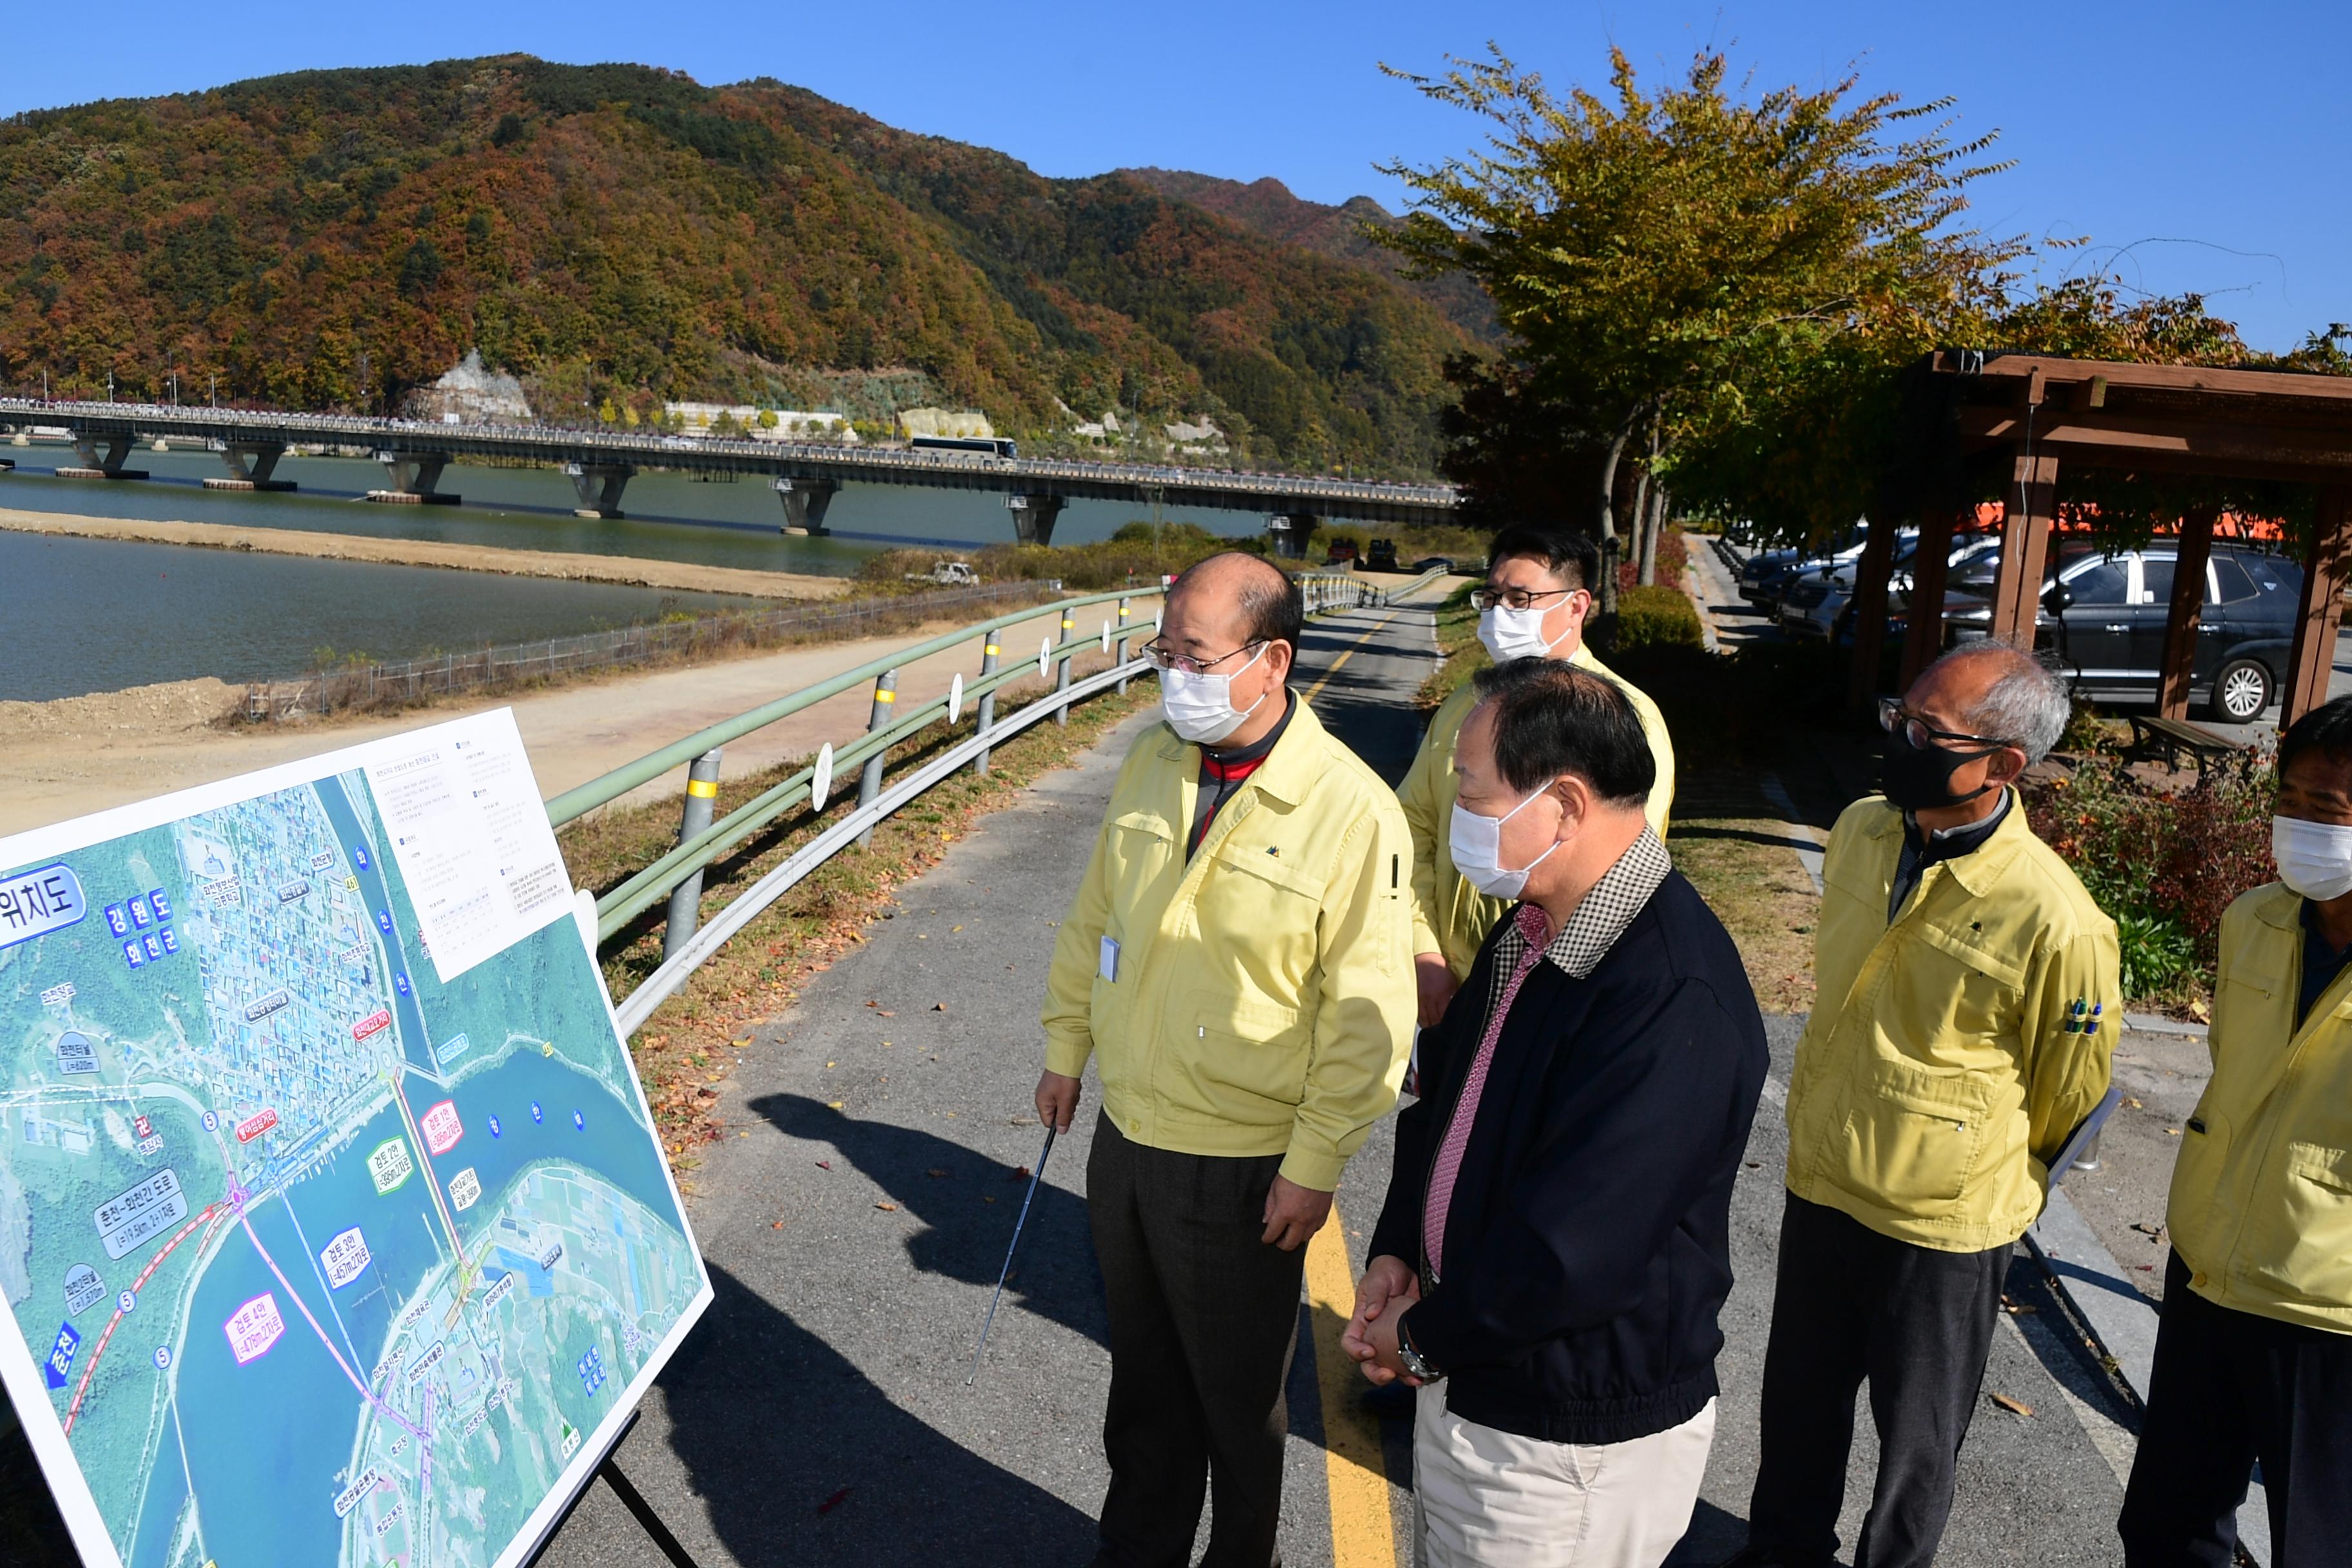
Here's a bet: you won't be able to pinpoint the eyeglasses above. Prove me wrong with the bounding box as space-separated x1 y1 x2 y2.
1139 638 1265 676
1877 696 2008 752
1470 585 1581 612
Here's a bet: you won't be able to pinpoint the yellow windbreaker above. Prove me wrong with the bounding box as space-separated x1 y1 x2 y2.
2170 883 2352 1333
1785 794 2119 1253
1041 698 1416 1190
1399 642 1676 978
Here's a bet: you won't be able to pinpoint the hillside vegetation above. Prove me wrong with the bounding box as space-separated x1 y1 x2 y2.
0 57 1474 477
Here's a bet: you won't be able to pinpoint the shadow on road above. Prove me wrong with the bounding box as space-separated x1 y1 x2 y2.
660 1261 1100 1563
1665 1499 1751 1563
748 1093 1110 1350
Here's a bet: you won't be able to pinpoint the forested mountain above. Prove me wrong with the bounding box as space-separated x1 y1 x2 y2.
1119 168 1496 342
0 58 1475 476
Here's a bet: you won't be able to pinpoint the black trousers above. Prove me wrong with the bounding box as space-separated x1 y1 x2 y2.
2119 1251 2352 1565
1745 1193 2012 1568
1086 1113 1304 1568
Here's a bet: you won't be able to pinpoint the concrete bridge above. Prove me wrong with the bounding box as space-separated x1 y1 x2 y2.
0 398 1459 551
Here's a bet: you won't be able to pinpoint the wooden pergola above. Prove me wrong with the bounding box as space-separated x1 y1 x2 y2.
1851 351 2352 727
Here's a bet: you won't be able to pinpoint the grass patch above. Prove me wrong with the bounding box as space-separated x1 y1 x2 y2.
556 665 1155 1173
1667 801 1821 1014
1416 582 1487 710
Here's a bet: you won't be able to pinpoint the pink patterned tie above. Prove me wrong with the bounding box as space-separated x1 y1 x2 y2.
1422 903 1553 1280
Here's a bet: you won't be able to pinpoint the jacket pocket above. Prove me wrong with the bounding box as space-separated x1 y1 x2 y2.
2249 1142 2352 1308
1839 1064 1988 1211
1177 994 1312 1131
1192 838 1324 1000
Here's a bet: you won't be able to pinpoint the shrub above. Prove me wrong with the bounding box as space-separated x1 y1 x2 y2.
856 522 1260 593
1614 584 1705 652
2024 747 2275 1003
1615 525 1691 593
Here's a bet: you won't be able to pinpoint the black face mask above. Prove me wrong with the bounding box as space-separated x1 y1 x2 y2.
1879 727 1999 812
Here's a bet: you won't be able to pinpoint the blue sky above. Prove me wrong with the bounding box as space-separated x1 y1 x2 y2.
6 1 2342 351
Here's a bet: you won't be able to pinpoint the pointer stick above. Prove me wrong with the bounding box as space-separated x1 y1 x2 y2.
967 1126 1056 1384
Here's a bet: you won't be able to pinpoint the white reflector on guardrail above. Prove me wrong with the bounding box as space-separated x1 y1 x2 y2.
948 672 964 723
811 743 834 808
1101 620 1112 652
1039 638 1052 678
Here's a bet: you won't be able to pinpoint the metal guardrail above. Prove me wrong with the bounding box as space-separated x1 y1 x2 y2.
565 569 1408 1032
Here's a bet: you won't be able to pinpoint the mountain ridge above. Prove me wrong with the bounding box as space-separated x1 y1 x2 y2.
0 57 1473 478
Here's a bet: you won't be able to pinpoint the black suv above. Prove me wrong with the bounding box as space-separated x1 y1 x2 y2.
1946 543 2302 722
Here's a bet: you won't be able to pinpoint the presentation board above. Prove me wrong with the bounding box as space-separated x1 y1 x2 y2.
0 709 712 1568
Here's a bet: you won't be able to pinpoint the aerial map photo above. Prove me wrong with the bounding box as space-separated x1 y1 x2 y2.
0 712 711 1568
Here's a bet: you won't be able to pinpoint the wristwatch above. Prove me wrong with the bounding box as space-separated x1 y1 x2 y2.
1395 1316 1442 1383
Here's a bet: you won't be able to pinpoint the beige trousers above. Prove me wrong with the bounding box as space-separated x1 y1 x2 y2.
1413 1381 1716 1568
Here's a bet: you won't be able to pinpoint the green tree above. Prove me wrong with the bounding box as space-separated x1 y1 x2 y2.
1377 46 2022 562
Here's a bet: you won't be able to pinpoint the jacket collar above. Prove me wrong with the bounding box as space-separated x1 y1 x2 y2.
1155 691 1329 807
1539 827 1672 978
2250 879 2307 934
1863 787 2032 900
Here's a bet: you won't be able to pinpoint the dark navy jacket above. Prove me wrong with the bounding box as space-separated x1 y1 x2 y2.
1372 870 1767 1444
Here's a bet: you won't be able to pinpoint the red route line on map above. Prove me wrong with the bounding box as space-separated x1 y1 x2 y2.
62 1203 227 1436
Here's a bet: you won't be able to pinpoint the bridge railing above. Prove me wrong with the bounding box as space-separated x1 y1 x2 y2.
567 569 1413 1034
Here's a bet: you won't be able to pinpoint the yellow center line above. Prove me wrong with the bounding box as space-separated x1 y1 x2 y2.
1300 609 1405 705
1305 1202 1399 1568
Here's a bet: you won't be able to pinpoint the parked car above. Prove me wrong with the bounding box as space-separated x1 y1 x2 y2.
905 559 979 586
1325 541 1359 567
1739 524 1874 615
1366 538 1400 572
1944 544 2302 721
1782 534 2001 641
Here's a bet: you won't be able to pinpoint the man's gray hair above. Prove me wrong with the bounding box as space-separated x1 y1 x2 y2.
1922 641 2072 765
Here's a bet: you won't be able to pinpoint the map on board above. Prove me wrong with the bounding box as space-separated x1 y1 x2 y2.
0 709 712 1568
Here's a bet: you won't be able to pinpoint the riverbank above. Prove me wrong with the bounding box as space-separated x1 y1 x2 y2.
0 507 848 600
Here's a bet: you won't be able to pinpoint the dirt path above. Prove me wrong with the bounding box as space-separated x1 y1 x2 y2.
0 599 1159 839
0 507 849 601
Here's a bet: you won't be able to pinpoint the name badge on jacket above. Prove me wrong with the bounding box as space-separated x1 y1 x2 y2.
1099 937 1120 983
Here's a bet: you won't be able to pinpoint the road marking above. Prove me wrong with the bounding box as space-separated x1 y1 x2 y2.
1300 610 1406 705
1304 1202 1398 1568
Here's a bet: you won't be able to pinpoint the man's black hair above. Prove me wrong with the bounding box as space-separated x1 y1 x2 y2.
2278 692 2352 783
1487 525 1602 595
1175 551 1304 651
1471 656 1654 807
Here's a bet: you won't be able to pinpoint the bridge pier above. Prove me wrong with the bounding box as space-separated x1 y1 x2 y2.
1005 492 1065 546
567 462 634 519
368 449 459 506
773 476 838 536
204 439 297 492
1266 511 1321 560
60 429 147 481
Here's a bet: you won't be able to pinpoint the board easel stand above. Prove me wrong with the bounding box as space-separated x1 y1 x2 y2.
522 1406 705 1568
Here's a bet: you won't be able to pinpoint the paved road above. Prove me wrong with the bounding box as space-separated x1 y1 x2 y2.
536 593 2146 1567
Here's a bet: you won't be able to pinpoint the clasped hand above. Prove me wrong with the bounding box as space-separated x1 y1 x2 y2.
1340 1253 1422 1386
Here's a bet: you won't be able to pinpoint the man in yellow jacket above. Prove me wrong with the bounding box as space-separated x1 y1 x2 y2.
1038 551 1416 1567
2120 694 2352 1561
1401 525 1676 1025
1729 642 2118 1568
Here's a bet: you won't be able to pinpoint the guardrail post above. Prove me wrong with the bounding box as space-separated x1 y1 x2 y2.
1115 597 1133 694
856 669 898 849
1055 610 1076 726
662 748 724 962
974 638 1001 776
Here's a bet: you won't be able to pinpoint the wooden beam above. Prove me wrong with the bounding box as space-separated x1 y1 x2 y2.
1988 450 2059 645
2157 508 2218 719
1899 507 1960 689
1845 518 1902 714
1960 354 2352 406
2284 486 2352 727
1955 406 2352 473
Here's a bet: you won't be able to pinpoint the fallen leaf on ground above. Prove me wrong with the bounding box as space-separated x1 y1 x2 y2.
932 1003 948 1012
818 1487 852 1515
926 1168 949 1178
1012 1166 1032 1179
771 1220 784 1229
876 1200 899 1211
951 925 964 932
732 1036 752 1047
1988 1393 2034 1418
815 1161 832 1170
2132 1222 2165 1237
983 1195 997 1204
2122 1097 2144 1109
2166 1127 2182 1137
877 1010 896 1018
828 1099 845 1109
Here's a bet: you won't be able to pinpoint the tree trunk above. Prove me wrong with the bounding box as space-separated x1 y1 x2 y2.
1594 409 1639 542
1631 419 1662 587
1638 484 1666 587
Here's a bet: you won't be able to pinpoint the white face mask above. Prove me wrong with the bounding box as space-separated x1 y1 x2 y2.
2273 815 2352 901
1160 643 1270 745
1477 602 1569 664
1449 788 1563 901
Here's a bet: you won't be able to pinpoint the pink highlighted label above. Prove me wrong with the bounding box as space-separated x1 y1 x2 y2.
419 1101 462 1156
353 1009 391 1041
224 1292 284 1364
235 1108 279 1144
